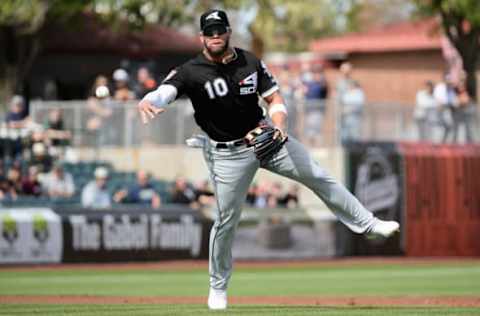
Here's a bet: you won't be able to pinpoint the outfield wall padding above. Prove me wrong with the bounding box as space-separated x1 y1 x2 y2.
344 141 480 257
400 143 480 256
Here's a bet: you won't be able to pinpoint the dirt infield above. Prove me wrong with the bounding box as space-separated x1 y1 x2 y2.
1 295 479 307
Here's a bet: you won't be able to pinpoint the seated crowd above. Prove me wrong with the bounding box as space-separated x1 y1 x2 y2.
2 65 157 158
0 157 300 210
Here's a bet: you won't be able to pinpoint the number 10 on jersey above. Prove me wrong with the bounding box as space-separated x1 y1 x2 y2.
204 78 229 99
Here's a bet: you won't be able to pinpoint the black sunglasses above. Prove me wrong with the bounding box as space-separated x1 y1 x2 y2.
203 25 228 37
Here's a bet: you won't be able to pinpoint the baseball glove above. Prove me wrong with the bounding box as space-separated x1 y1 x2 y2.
245 124 288 164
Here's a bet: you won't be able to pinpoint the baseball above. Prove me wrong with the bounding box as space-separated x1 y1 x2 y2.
95 85 110 98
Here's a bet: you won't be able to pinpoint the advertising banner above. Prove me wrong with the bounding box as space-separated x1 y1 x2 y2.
0 208 62 264
342 142 404 255
58 206 212 262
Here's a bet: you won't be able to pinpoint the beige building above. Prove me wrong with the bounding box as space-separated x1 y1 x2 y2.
309 18 478 105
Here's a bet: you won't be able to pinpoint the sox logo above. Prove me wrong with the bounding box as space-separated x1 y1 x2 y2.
239 72 257 95
206 11 221 20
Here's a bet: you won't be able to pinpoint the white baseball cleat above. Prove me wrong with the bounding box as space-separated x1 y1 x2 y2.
367 220 400 239
208 288 227 310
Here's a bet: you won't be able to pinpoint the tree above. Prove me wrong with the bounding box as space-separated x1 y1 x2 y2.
338 0 415 33
249 0 337 54
0 0 94 108
414 0 480 100
247 0 415 54
0 0 247 108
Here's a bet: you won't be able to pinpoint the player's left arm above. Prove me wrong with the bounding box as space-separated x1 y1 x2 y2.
256 58 288 134
263 91 288 135
245 91 288 162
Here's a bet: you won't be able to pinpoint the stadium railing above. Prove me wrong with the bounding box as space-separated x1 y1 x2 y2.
29 98 470 148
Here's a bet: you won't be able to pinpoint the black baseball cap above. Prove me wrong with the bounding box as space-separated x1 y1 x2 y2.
200 10 230 33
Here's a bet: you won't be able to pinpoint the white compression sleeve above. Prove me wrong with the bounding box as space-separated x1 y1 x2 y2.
142 84 178 108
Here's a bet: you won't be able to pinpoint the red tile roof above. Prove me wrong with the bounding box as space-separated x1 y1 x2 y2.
310 18 441 54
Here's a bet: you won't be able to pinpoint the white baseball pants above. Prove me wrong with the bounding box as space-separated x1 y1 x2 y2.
202 136 376 290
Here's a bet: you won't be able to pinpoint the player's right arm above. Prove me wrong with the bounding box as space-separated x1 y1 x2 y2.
137 84 177 124
137 67 186 124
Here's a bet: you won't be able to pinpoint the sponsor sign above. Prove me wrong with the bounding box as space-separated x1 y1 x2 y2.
0 208 62 263
343 142 403 255
60 207 211 262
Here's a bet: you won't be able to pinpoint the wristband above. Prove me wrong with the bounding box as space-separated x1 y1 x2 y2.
268 103 288 117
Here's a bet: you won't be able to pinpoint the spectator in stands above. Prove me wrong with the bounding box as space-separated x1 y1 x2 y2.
86 75 112 130
253 181 272 208
335 62 354 101
245 183 258 206
454 78 475 143
4 96 30 159
5 95 29 129
5 165 22 197
29 142 53 174
41 163 75 199
44 109 71 148
193 179 215 209
276 67 299 137
0 179 17 202
81 167 111 209
414 80 438 141
88 75 111 99
0 162 7 201
266 182 283 208
0 160 17 201
278 184 300 209
113 170 161 208
170 176 197 205
339 80 365 142
86 75 120 145
303 65 329 147
434 73 458 143
21 166 42 196
133 67 157 98
335 62 356 142
112 68 135 101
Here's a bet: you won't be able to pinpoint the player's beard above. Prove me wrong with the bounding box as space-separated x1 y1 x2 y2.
204 37 230 57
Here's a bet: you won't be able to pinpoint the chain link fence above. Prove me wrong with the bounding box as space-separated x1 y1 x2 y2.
30 99 200 148
29 98 479 149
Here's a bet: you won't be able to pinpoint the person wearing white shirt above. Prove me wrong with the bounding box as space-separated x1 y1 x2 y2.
340 80 365 142
41 163 75 199
81 167 111 209
433 74 458 143
414 81 437 141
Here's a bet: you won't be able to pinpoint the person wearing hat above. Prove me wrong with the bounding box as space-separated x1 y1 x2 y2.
112 170 161 209
6 95 29 129
133 66 158 98
5 95 30 159
137 9 400 310
112 68 135 101
81 166 111 209
41 162 75 199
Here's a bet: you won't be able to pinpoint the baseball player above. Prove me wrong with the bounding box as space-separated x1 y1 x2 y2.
138 9 400 310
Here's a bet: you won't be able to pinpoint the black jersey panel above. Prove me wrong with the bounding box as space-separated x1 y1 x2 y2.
167 48 277 141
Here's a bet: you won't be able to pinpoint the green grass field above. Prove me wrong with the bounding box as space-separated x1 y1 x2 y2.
1 304 480 316
1 260 479 315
